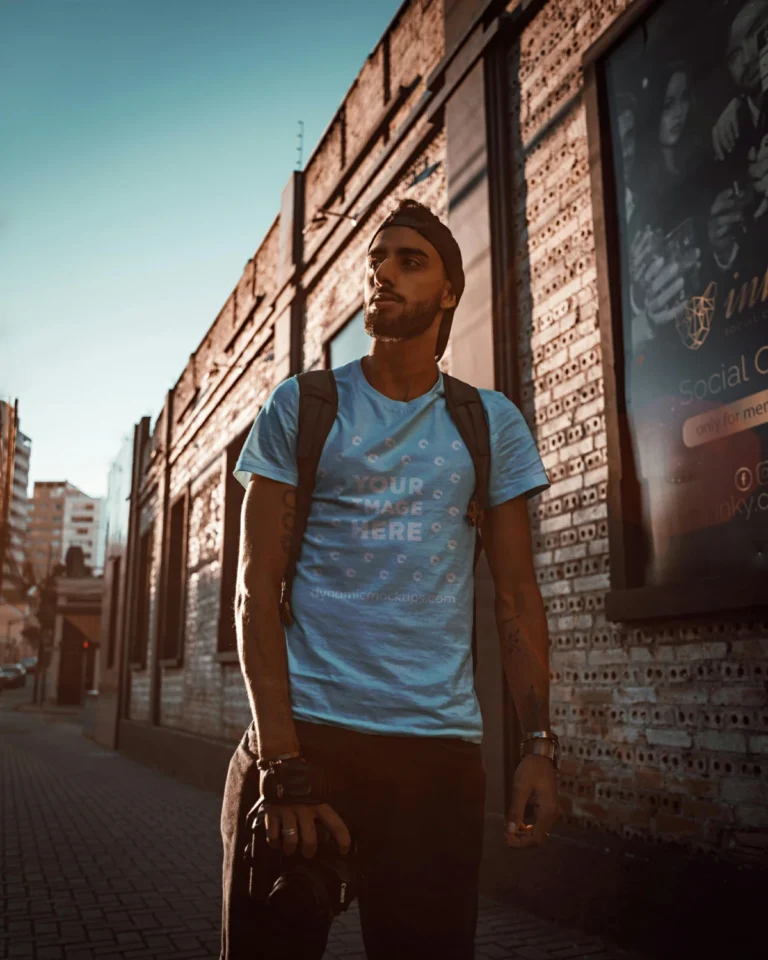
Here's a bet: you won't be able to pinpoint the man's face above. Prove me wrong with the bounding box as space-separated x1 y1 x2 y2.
727 0 768 94
363 225 454 344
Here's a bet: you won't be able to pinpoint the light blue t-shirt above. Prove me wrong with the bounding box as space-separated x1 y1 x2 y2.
235 359 548 743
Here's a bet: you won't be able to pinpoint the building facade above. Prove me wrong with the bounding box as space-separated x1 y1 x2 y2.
100 1 767 953
28 481 103 582
0 401 31 599
62 493 104 576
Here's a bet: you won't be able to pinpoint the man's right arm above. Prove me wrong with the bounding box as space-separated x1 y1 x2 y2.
235 474 300 761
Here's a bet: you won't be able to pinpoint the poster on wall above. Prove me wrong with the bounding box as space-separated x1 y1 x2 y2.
604 0 768 586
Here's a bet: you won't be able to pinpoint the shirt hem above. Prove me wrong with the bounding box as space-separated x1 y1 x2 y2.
489 471 550 507
234 460 298 490
291 709 483 744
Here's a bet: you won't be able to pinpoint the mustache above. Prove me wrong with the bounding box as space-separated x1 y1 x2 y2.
372 290 403 301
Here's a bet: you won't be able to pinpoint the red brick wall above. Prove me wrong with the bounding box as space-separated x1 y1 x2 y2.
512 0 768 861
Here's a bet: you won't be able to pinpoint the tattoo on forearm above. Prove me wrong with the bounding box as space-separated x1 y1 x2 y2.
279 490 297 556
500 615 525 658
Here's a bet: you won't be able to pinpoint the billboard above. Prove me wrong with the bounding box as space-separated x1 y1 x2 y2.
604 0 768 586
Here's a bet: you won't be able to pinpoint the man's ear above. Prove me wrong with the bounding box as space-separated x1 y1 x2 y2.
441 283 457 309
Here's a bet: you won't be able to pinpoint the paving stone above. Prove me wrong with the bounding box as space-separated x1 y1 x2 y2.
0 705 648 960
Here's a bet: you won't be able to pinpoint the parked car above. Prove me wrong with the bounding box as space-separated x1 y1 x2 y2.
0 663 27 690
20 656 38 675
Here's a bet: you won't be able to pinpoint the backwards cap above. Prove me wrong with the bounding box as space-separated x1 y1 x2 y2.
368 200 464 360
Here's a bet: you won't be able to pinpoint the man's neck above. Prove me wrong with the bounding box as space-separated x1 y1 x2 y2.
361 348 439 403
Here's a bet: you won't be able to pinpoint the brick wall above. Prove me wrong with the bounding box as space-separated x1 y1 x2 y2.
512 0 768 862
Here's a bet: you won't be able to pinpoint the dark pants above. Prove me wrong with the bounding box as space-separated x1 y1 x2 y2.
220 718 486 959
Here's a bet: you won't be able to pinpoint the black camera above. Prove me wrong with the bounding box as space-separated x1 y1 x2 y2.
243 796 360 958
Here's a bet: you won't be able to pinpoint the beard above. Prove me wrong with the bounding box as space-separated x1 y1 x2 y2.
363 291 443 343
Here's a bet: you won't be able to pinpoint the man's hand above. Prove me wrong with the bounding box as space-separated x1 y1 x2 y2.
504 755 559 849
748 134 768 201
708 188 744 264
712 97 741 161
643 257 689 328
264 801 351 859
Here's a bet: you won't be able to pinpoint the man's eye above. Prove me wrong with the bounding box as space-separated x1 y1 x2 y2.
405 259 421 267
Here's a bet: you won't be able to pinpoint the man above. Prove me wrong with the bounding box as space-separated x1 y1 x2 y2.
708 0 768 270
220 199 559 959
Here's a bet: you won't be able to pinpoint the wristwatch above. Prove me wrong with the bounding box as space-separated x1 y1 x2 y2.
520 730 560 769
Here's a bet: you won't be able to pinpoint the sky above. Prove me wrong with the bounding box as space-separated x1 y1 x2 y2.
0 0 402 499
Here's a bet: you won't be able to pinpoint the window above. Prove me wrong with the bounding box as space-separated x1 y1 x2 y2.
160 491 189 663
327 309 369 368
131 527 153 668
218 428 250 654
106 556 121 669
85 503 95 511
76 527 88 535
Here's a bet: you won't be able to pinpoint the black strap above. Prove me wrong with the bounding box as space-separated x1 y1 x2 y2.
442 374 491 676
280 370 338 625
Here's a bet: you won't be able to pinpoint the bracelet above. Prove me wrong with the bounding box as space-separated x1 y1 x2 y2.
257 750 302 771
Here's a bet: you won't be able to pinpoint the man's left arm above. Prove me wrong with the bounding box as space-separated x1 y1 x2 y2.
482 494 560 849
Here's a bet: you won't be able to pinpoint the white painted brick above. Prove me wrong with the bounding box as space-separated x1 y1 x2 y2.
540 579 572 598
554 543 587 563
552 371 586 400
572 502 608 525
537 347 569 376
584 465 608 487
675 642 728 661
647 728 693 748
559 435 594 462
540 411 573 439
588 537 609 555
747 734 768 754
695 731 748 753
547 474 584 499
573 572 610 593
574 395 605 424
540 513 572 534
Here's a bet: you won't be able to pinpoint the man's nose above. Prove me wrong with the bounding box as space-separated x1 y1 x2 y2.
374 260 397 288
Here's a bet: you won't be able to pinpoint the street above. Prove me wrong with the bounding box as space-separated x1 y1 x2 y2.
0 690 647 960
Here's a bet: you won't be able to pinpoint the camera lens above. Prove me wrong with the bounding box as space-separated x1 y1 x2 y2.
268 869 329 930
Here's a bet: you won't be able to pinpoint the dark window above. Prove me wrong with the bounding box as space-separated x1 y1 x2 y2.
327 309 368 368
106 556 121 670
131 528 152 668
161 492 189 663
218 429 250 653
75 527 88 535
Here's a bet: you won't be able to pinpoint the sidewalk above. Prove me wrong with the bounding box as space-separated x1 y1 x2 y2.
0 701 648 960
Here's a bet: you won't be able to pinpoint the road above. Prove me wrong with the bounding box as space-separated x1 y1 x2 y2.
0 687 647 959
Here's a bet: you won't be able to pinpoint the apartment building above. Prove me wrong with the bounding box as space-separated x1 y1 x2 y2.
28 482 103 581
0 400 31 599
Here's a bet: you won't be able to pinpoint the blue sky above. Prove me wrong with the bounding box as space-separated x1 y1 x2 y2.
0 0 401 498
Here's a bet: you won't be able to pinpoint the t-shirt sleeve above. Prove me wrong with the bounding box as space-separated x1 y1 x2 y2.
482 390 550 507
234 377 300 490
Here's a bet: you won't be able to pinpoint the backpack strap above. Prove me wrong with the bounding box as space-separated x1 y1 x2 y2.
442 374 491 675
279 370 338 626
442 374 491 534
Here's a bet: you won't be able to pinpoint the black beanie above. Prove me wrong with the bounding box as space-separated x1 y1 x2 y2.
368 200 464 360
